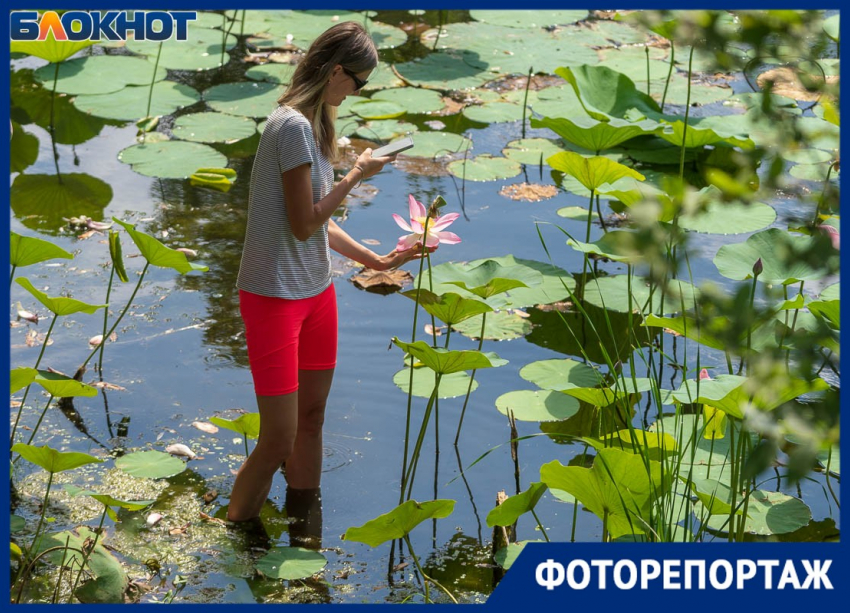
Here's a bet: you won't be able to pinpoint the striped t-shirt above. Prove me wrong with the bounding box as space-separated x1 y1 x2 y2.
237 105 334 299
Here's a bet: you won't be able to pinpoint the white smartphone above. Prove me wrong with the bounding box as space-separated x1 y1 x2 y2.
371 136 414 158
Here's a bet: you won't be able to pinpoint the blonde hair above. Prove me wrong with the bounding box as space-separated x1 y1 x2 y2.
278 21 377 161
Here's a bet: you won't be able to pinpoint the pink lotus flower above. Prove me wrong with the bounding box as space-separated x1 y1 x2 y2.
817 224 840 251
393 194 461 252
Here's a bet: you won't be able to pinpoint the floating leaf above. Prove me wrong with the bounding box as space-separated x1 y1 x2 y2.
678 200 777 235
448 155 522 182
246 63 296 85
371 87 445 115
658 121 754 149
502 138 568 165
256 547 327 580
173 112 257 144
452 311 533 341
582 275 700 314
391 338 506 374
540 448 666 539
398 131 471 159
519 358 602 391
351 99 406 120
210 413 261 440
10 232 73 268
115 450 186 479
11 444 102 473
113 218 208 274
16 277 106 317
700 490 812 536
11 173 113 233
73 81 200 122
495 390 580 422
118 140 227 180
354 119 418 141
343 499 455 547
204 81 282 118
463 101 523 124
368 21 408 50
10 121 38 174
126 29 237 71
394 53 491 91
393 368 478 399
34 55 167 95
494 540 543 570
486 482 548 527
470 10 586 27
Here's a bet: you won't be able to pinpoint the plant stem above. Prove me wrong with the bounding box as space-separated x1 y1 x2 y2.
645 45 651 96
403 535 457 604
678 46 695 180
10 316 58 451
22 395 55 449
531 509 550 542
661 43 675 112
744 273 759 374
97 265 117 374
143 43 163 144
49 62 62 183
31 471 55 564
403 378 442 501
521 66 533 139
454 312 486 446
579 190 595 300
69 507 108 601
10 265 17 288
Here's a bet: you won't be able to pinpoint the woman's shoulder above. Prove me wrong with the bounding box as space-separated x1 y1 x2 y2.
270 105 310 128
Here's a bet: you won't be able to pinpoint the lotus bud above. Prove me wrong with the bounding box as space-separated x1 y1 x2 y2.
699 368 710 380
89 335 104 347
817 224 840 251
752 257 763 277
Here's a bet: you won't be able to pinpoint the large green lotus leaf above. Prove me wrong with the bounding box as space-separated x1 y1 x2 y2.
520 358 603 391
368 21 407 50
393 368 478 399
820 283 839 301
599 428 678 462
495 390 580 422
700 490 812 536
437 262 535 299
678 200 777 235
685 477 741 516
337 95 369 119
64 484 155 512
658 121 753 149
210 413 261 439
447 155 522 182
653 75 734 107
788 162 838 182
643 315 726 351
11 515 26 533
470 10 587 28
73 81 200 121
115 450 186 479
400 131 471 158
245 10 361 50
503 138 568 165
11 173 112 233
394 53 491 91
563 377 656 408
11 367 37 395
495 540 544 570
547 151 645 191
11 30 94 63
392 338 506 374
583 275 700 314
486 482 548 527
808 299 839 330
172 112 257 144
714 228 831 285
588 19 649 46
463 101 524 124
781 148 834 165
112 218 208 274
335 117 360 138
343 499 455 546
351 99 406 120
823 14 840 41
126 29 237 71
10 122 38 174
452 311 533 341
256 547 327 579
16 277 106 317
797 116 840 151
401 289 493 325
568 230 649 264
204 81 282 118
31 369 98 398
540 448 665 539
597 47 671 82
118 141 227 180
10 232 73 268
11 444 102 473
355 119 418 141
532 115 660 153
34 55 166 95
818 446 839 476
426 255 574 309
371 87 445 115
651 415 741 483
556 64 661 121
361 63 407 92
245 63 296 85
191 10 234 29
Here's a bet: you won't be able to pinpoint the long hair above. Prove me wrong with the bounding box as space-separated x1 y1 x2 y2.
278 21 377 161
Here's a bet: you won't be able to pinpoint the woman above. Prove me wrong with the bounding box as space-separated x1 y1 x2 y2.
228 22 426 522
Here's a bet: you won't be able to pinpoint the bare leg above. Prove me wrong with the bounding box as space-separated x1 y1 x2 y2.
227 392 298 522
284 368 334 489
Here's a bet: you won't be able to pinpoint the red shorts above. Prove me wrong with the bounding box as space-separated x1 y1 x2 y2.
239 285 338 396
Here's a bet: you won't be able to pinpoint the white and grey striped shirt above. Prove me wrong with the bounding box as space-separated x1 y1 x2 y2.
237 105 334 299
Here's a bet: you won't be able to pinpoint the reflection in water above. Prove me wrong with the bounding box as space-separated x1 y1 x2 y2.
285 486 323 550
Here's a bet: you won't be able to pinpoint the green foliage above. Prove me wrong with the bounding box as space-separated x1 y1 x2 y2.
343 499 456 547
392 338 507 374
10 232 73 268
495 390 580 421
113 218 208 274
486 482 548 527
11 444 102 473
255 547 327 580
16 277 106 316
210 413 261 439
115 450 186 479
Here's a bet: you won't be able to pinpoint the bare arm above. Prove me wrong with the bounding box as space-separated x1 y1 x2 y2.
328 219 435 271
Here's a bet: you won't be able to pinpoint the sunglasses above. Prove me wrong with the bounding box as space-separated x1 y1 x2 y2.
342 67 368 90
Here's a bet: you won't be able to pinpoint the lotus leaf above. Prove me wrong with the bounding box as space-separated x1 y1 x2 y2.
582 275 700 314
533 115 660 153
495 390 580 422
393 368 478 399
29 369 98 398
644 314 726 351
10 232 73 268
371 87 445 115
256 547 327 580
486 482 548 527
115 450 186 479
394 53 491 91
11 31 94 63
172 112 257 144
700 490 812 536
653 76 735 107
540 448 666 539
495 540 544 570
599 428 678 461
714 228 833 284
452 311 533 341
447 155 522 182
110 218 207 275
399 131 471 159
34 55 167 95
11 173 113 233
470 10 587 28
204 81 282 118
10 122 38 174
520 358 603 391
781 148 834 165
391 338 507 374
126 29 237 71
361 64 407 92
351 100 406 120
789 162 838 182
400 289 493 325
11 367 37 395
823 14 840 41
355 119 418 141
820 283 839 301
11 444 102 473
818 446 839 476
809 299 839 329
503 138 568 165
343 499 456 546
40 527 127 603
246 63 296 85
16 277 106 317
210 413 261 439
118 141 228 180
463 102 523 124
556 64 661 121
547 151 645 192
367 21 408 50
568 230 648 264
678 200 777 235
73 81 200 121
564 378 656 408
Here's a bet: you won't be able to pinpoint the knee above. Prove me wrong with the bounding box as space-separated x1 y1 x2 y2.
298 402 326 438
253 435 296 467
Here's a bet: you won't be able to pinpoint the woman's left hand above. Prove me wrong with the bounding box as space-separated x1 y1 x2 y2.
375 246 437 270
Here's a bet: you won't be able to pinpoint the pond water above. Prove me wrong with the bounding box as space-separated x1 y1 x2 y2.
9 9 840 604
